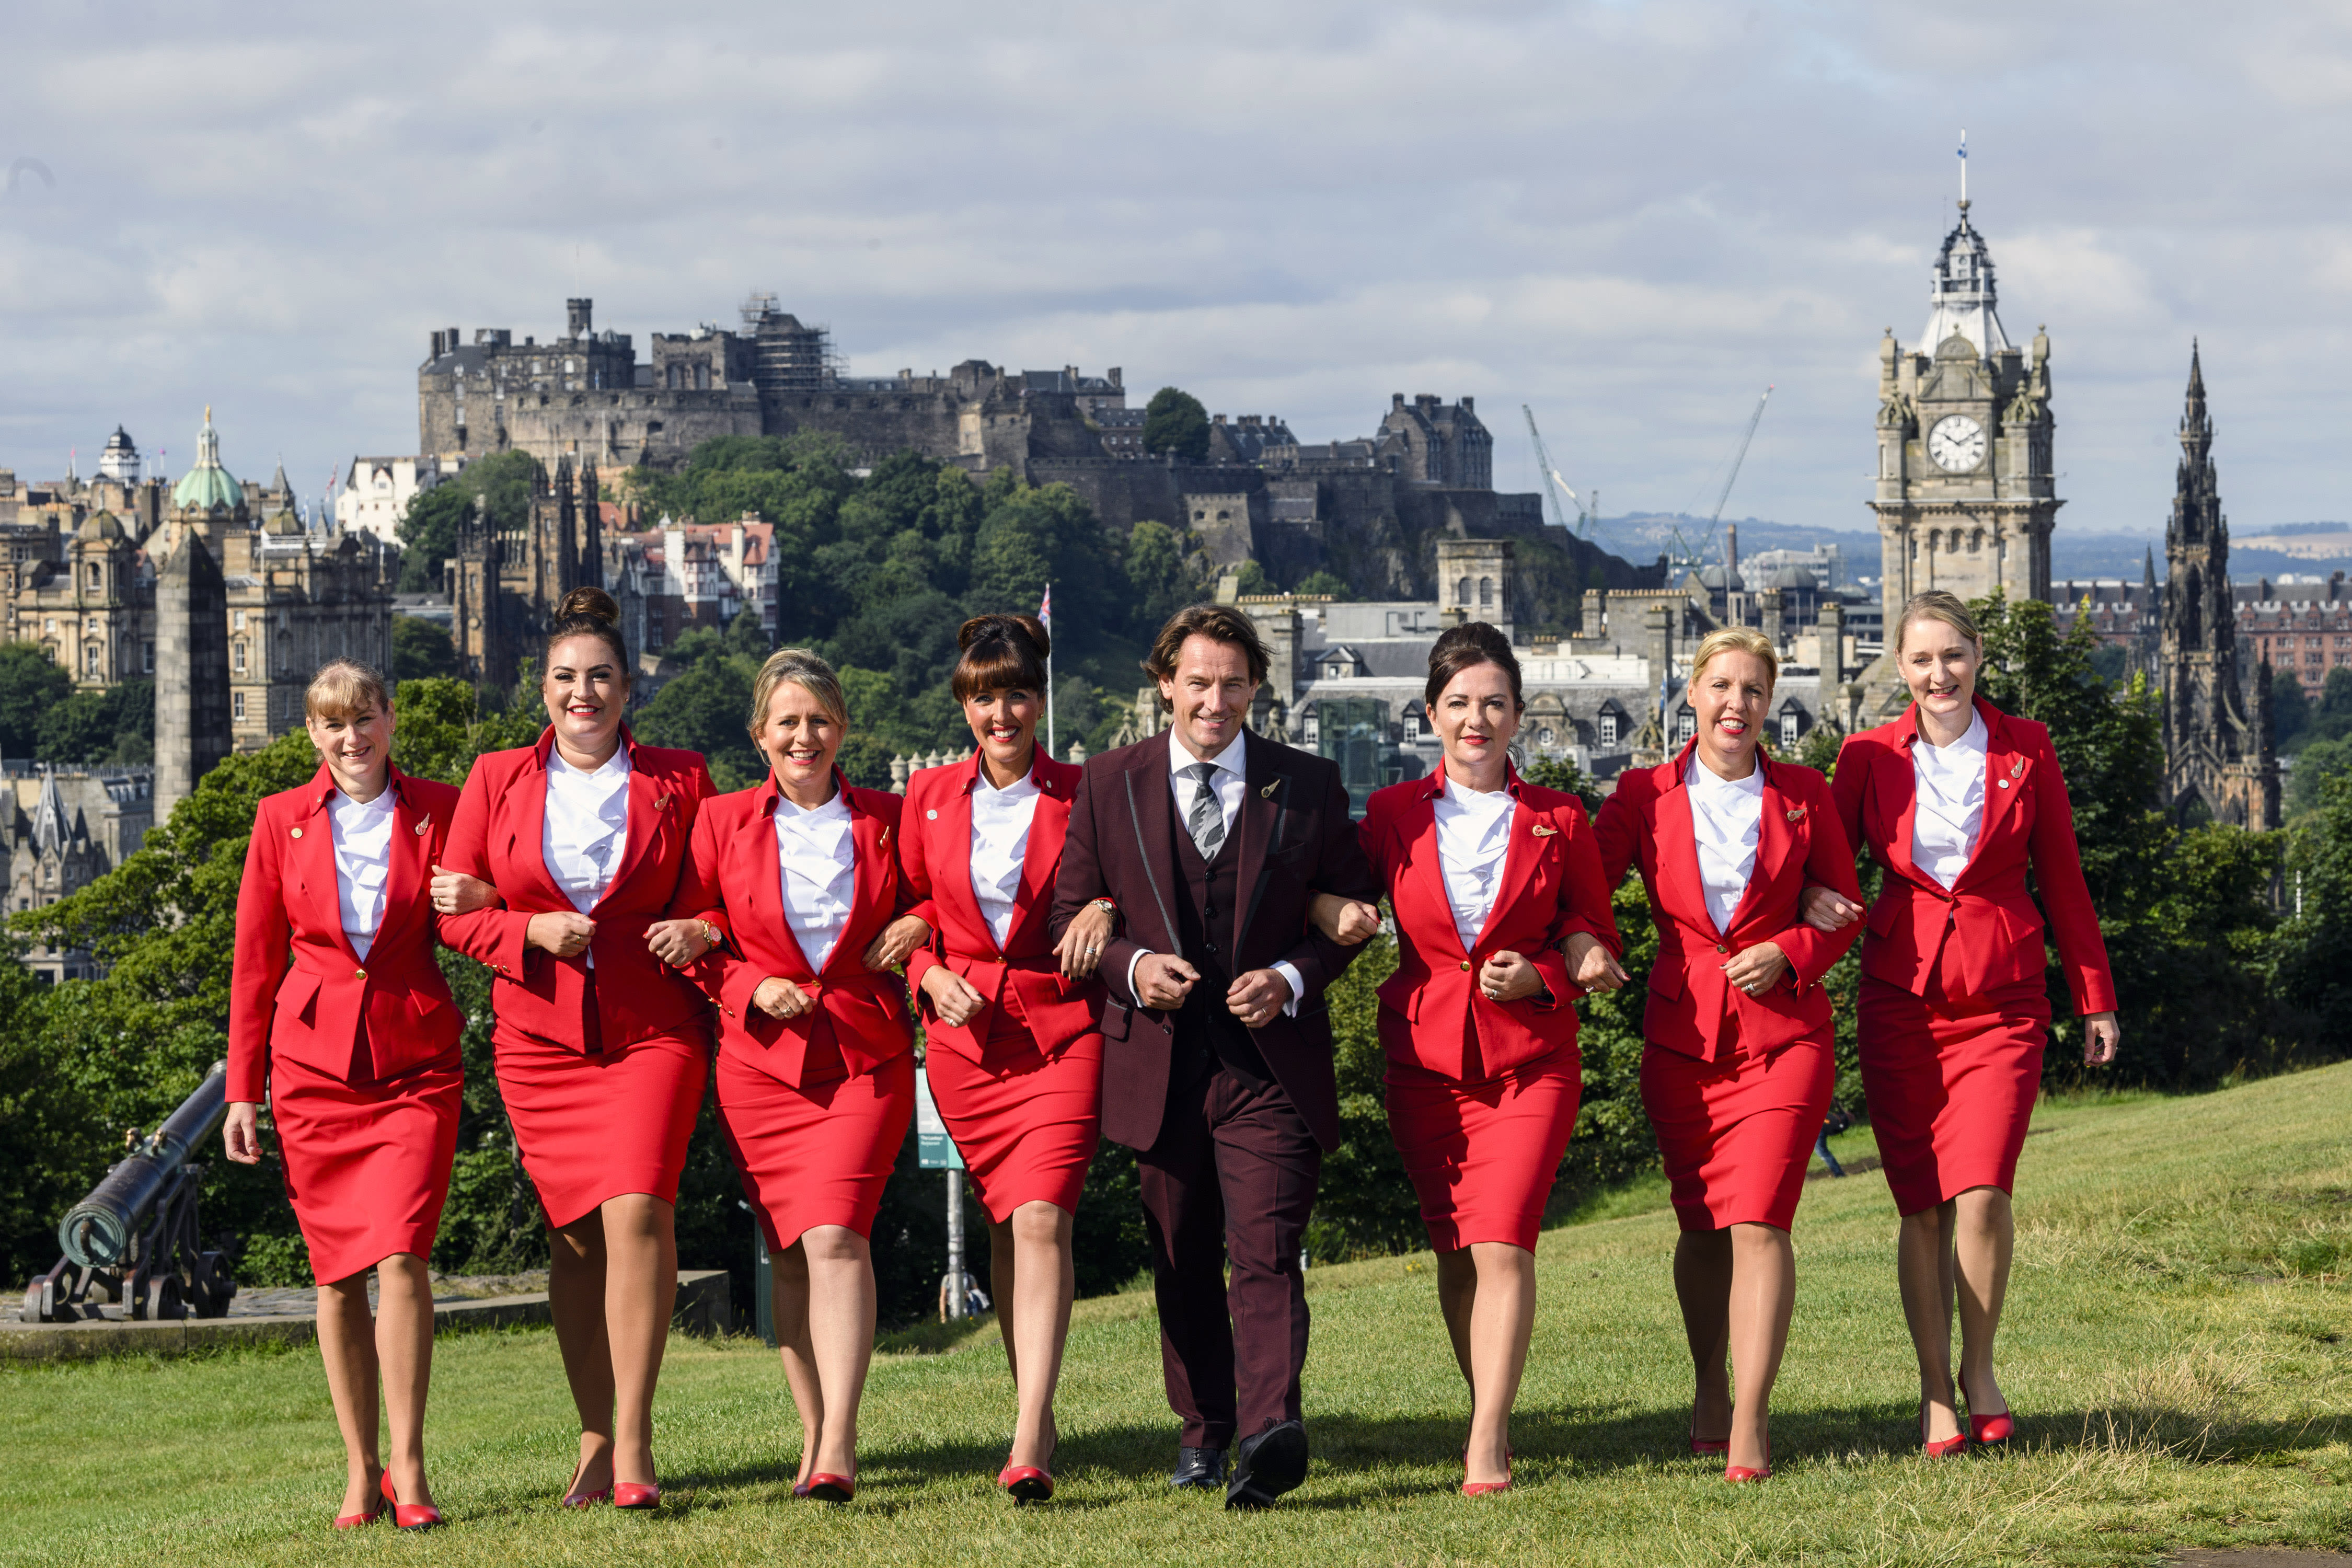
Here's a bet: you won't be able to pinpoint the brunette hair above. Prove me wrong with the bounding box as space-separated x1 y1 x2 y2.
1896 590 1982 652
544 586 630 678
747 648 849 737
1688 626 1779 690
1143 603 1269 708
305 658 391 723
1424 621 1523 710
951 614 1050 702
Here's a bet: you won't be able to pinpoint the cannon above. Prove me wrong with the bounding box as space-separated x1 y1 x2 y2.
23 1061 239 1324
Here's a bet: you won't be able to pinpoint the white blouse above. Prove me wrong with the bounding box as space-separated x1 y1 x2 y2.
1432 776 1516 950
967 767 1040 951
543 748 631 967
329 786 397 960
1910 710 1988 891
1686 758 1765 934
776 789 857 972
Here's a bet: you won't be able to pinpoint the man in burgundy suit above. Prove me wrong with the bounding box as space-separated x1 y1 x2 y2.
1051 604 1378 1508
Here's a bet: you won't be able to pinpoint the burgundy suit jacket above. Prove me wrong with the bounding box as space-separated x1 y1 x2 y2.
227 766 464 1101
1830 694 2117 1016
1048 729 1379 1153
1595 741 1862 1062
898 750 1101 1062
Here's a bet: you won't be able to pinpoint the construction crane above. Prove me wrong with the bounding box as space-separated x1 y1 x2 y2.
1521 405 1588 535
1665 384 1774 571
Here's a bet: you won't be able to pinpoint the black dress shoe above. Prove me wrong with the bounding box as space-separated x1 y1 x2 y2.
1226 1420 1309 1509
1170 1446 1227 1489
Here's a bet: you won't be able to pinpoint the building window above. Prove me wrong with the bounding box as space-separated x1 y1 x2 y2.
234 610 246 631
83 645 99 676
1781 710 1800 748
1676 706 1696 746
233 641 246 673
233 692 246 721
1479 577 1494 607
1599 712 1620 748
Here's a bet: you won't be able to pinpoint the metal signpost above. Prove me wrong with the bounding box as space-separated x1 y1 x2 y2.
914 1060 986 1321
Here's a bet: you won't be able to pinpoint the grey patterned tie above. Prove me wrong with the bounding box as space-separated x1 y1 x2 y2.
1184 762 1226 860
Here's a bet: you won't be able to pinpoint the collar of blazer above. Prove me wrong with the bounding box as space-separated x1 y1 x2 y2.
936 747 1067 956
522 722 685 912
292 763 434 963
1651 734 1804 939
1119 728 1290 960
1885 692 2031 892
1394 762 1551 958
745 768 890 978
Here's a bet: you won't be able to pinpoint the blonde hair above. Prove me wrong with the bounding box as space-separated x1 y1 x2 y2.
305 658 391 723
748 648 848 737
1896 590 1982 653
1689 626 1778 690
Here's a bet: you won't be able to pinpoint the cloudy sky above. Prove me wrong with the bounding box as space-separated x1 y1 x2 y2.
3 1 2348 556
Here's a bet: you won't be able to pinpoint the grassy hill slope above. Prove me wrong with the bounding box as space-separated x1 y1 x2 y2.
7 1071 2352 1566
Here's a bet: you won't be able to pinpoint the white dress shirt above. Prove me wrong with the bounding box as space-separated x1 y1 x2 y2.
1128 730 1306 1013
968 765 1041 951
1686 757 1766 934
1431 774 1515 950
776 789 857 972
1910 710 1988 891
328 786 398 961
543 748 631 966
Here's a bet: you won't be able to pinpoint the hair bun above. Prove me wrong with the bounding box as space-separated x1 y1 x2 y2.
555 586 621 626
957 613 1050 661
1431 620 1513 666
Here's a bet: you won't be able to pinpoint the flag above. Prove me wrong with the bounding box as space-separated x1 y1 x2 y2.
1037 583 1052 627
1957 133 1967 161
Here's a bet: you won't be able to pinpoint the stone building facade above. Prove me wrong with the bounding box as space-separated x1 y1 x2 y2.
3 764 151 983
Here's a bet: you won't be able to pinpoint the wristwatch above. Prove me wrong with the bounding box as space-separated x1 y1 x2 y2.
1091 898 1116 915
697 919 721 950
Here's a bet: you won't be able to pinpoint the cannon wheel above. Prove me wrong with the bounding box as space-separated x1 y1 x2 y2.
190 1251 236 1318
143 1272 186 1322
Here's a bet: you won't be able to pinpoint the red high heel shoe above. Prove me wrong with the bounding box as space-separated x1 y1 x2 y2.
1919 1402 1968 1458
1688 1410 1731 1457
614 1482 660 1509
805 1473 856 1503
332 1474 386 1529
999 1464 1055 1503
379 1472 443 1530
560 1459 612 1508
1969 1410 2014 1447
790 1480 814 1499
1460 1445 1513 1496
1724 1461 1771 1483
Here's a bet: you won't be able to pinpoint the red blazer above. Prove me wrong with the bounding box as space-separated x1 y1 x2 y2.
1595 742 1863 1063
898 751 1101 1062
1831 695 2117 1016
228 766 464 1102
670 773 914 1088
1358 769 1619 1081
437 727 716 1053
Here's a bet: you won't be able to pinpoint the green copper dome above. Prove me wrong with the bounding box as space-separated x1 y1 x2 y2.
171 406 241 513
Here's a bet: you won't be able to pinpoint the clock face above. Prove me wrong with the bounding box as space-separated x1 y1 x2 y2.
1928 414 1988 473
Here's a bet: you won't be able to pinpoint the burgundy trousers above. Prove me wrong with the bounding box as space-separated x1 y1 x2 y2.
1138 1057 1321 1451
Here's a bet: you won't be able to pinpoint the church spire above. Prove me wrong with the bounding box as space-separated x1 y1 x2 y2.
2173 341 2220 550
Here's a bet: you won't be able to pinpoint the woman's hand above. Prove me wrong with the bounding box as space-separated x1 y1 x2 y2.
1055 901 1116 979
1564 931 1629 992
526 911 596 958
644 918 712 969
1723 941 1791 997
1478 950 1546 1004
1308 892 1383 947
429 865 501 917
222 1102 263 1165
1800 884 1864 933
861 915 931 972
920 965 990 1029
2083 1011 2121 1066
752 976 814 1020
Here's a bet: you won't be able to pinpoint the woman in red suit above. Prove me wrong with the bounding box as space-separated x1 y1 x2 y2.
1594 627 1864 1482
225 659 469 1530
665 648 931 1503
897 615 1116 1502
430 587 721 1511
1319 622 1622 1495
1807 590 2119 1455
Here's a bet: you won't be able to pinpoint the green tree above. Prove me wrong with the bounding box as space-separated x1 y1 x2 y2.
395 450 538 593
2273 663 2311 748
1142 387 1210 462
0 643 73 759
1295 569 1352 599
1123 520 1210 635
35 679 154 765
1229 561 1274 597
391 616 464 682
633 628 763 790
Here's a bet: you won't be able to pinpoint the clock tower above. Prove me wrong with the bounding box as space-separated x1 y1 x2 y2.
1858 198 2059 719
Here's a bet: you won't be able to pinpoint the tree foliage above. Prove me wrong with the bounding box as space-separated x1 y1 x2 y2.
392 615 464 683
1142 387 1210 462
395 450 539 594
0 643 73 760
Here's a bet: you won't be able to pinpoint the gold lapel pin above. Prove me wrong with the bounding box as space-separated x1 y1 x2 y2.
1531 823 1559 837
1786 805 1808 823
1260 780 1279 798
654 795 672 810
2010 758 2025 779
414 821 429 835
290 826 303 838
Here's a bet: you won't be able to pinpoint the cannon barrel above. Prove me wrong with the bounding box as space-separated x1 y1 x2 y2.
57 1061 228 1268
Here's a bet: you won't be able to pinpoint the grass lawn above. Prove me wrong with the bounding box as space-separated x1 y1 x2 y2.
8 1066 2352 1566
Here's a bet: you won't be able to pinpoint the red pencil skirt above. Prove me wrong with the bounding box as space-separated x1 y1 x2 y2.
271 1048 462 1284
1386 1042 1582 1253
1641 1023 1834 1233
1858 952 2050 1217
926 988 1102 1223
720 1048 915 1250
494 1024 708 1229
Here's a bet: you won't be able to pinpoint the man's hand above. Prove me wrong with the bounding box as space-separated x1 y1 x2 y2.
1308 892 1383 947
1800 884 1865 932
222 1102 263 1165
920 965 989 1029
1564 931 1629 992
1134 953 1200 1010
1227 968 1294 1029
526 911 596 958
752 976 814 1020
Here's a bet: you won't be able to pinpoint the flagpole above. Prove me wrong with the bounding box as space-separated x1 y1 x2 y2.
1044 580 1055 761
